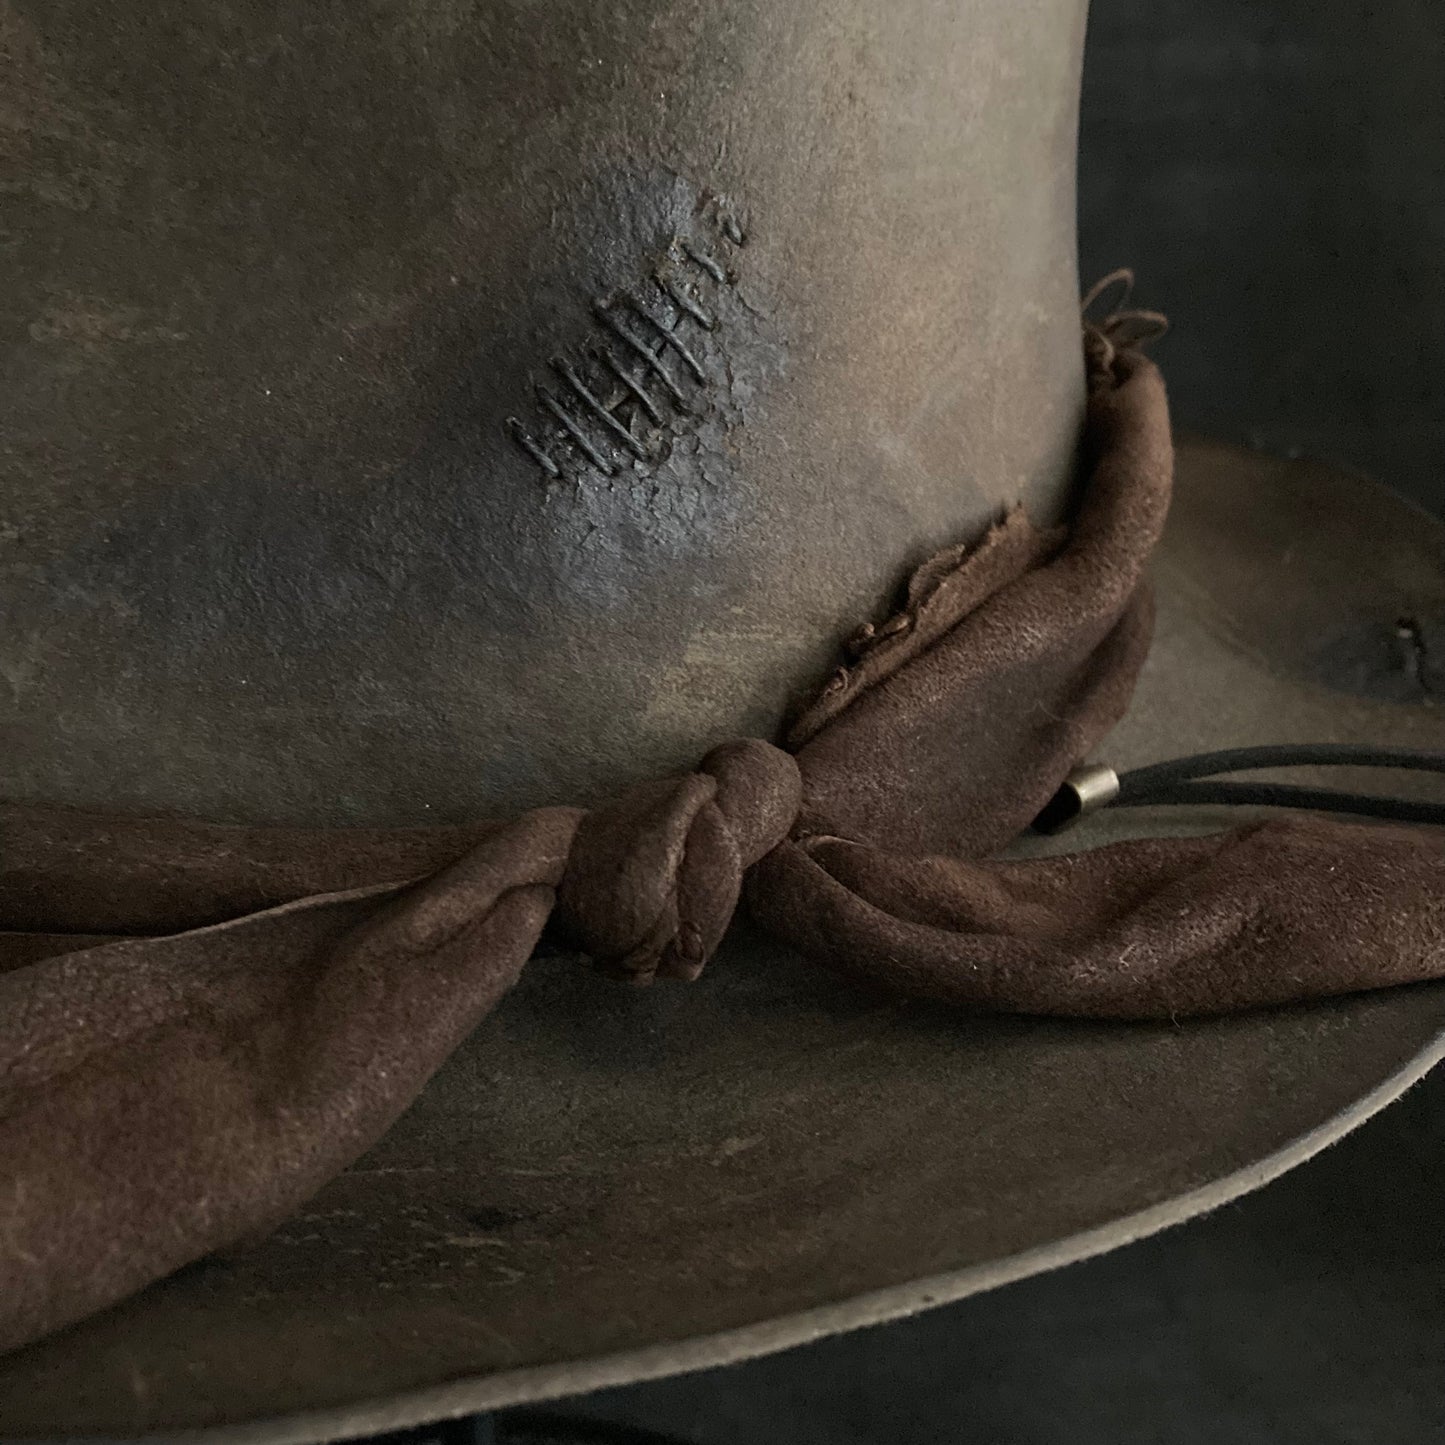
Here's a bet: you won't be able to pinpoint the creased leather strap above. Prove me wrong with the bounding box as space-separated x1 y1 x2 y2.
2 334 1442 1355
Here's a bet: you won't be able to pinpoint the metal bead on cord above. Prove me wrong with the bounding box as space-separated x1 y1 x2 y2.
1035 744 1445 834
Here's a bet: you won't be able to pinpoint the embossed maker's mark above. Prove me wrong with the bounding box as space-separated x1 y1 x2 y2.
506 214 746 481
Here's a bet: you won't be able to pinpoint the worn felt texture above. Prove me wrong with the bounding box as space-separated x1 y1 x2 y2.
1 0 1092 827
2 338 1444 1363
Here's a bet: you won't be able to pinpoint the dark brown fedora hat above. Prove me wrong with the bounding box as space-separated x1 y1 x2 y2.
1 0 1442 1437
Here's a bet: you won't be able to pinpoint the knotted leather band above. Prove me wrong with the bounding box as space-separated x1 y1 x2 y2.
2 330 1443 1355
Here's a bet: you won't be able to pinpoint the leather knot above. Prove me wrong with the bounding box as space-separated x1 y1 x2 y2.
553 739 802 984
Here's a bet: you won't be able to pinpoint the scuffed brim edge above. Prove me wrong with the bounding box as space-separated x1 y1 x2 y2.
73 1021 1445 1445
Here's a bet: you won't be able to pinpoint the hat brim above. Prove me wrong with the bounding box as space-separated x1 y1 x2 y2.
3 438 1443 1440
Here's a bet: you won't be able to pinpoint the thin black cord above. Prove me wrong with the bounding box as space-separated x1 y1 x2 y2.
1115 779 1445 826
1114 744 1445 825
1035 744 1445 832
1117 744 1445 791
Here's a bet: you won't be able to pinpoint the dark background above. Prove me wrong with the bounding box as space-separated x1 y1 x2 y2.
1079 0 1444 519
506 3 1445 1440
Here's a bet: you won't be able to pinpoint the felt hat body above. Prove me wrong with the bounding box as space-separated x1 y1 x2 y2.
2 0 1086 823
3 444 1443 1442
2 1 1444 1438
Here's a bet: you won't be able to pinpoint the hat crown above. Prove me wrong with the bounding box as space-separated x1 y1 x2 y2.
3 0 1088 823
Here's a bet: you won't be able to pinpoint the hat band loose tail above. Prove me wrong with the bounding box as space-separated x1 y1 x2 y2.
2 319 1442 1356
